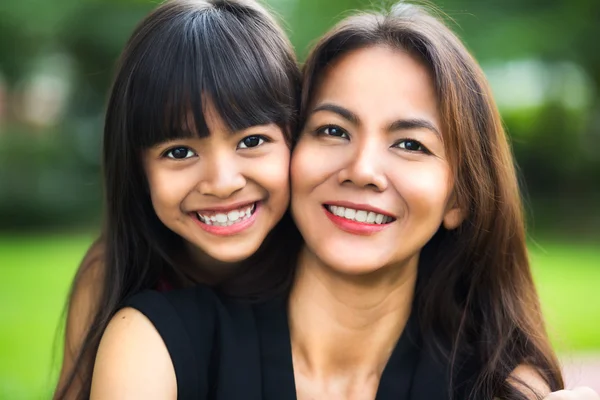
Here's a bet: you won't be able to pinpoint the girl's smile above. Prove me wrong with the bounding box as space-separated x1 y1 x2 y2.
191 200 259 236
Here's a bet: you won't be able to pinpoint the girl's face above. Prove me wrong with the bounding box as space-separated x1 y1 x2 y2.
291 45 464 274
143 99 290 263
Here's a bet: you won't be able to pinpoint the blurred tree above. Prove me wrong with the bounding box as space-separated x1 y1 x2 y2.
0 0 598 234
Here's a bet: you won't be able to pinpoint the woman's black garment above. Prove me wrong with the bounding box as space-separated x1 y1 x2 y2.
125 286 475 399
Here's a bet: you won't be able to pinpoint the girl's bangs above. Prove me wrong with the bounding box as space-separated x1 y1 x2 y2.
126 7 295 148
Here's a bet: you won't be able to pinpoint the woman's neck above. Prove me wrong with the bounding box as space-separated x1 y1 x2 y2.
288 246 418 398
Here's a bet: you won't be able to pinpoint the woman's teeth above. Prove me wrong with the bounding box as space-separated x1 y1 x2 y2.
196 203 256 226
326 205 393 224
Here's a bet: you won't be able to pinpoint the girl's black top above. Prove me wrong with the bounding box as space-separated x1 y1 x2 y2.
125 285 478 399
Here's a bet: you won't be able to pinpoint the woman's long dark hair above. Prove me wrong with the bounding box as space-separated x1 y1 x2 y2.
56 1 302 398
299 3 563 399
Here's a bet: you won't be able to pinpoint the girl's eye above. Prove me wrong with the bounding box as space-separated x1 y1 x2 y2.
164 147 196 159
237 135 266 149
394 139 429 153
316 125 349 139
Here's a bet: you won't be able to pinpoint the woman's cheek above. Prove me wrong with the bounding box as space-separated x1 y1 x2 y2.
390 163 452 213
292 141 340 189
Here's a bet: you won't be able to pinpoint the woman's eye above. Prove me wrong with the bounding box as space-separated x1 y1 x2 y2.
394 139 428 153
164 147 196 159
316 125 349 139
237 135 265 149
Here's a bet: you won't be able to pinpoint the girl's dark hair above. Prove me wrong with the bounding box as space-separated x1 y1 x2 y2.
57 0 302 398
300 3 563 399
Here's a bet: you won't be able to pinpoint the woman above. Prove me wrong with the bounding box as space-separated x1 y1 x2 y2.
91 3 598 399
55 0 302 398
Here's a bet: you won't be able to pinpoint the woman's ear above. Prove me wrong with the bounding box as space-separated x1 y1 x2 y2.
443 206 466 230
443 193 466 230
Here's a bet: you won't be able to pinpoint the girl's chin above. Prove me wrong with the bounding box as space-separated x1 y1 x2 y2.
185 240 260 264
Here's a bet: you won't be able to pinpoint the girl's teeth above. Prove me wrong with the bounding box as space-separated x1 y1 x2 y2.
327 205 391 225
228 210 240 221
196 203 256 226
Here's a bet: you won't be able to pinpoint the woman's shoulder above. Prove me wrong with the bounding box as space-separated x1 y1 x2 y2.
507 365 551 399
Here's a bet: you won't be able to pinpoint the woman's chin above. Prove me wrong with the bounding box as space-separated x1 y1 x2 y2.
316 252 390 277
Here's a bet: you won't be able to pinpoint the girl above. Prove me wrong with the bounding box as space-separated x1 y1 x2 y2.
90 2 598 400
54 0 302 398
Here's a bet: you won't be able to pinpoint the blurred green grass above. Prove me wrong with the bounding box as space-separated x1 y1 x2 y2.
0 234 94 399
529 240 600 351
0 234 598 399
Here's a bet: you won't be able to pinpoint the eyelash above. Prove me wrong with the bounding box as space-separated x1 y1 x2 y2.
315 125 431 154
236 135 270 150
162 146 197 160
393 138 431 154
315 125 349 139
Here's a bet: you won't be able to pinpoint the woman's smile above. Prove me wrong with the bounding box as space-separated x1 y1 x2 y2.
322 202 395 235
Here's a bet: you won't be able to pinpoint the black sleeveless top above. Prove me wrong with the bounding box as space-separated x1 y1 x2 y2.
125 286 477 399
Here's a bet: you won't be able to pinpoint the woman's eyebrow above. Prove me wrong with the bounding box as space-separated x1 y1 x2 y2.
311 103 359 125
387 118 440 137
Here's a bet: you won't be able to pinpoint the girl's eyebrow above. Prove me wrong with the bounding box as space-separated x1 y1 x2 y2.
311 102 440 137
149 136 194 149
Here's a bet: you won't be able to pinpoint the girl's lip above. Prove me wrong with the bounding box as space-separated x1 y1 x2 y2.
323 206 392 236
191 202 260 236
194 200 259 214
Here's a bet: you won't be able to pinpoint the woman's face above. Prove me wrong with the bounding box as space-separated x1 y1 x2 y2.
143 99 290 263
291 45 463 274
